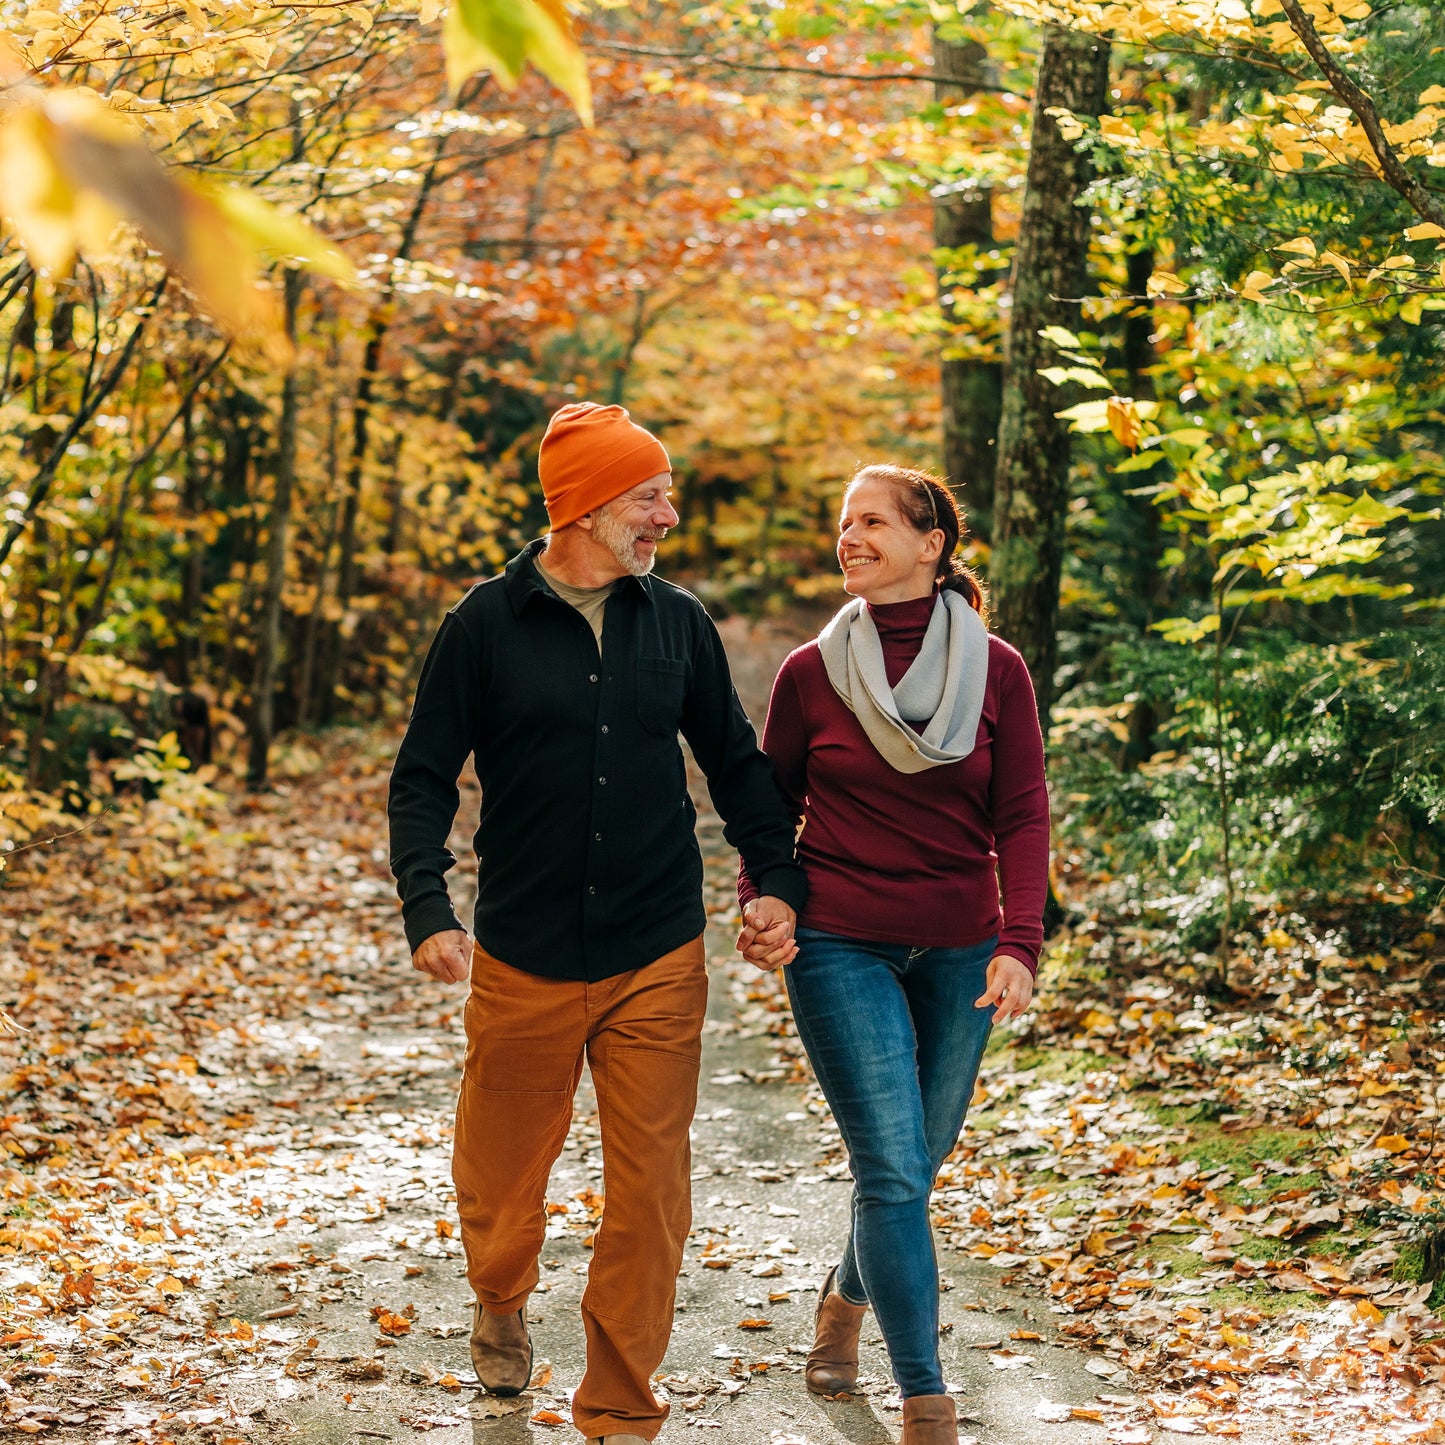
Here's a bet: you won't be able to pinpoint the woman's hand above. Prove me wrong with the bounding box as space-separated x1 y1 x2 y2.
975 954 1034 1023
736 896 798 971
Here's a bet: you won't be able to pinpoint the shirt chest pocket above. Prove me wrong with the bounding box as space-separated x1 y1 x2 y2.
636 657 689 736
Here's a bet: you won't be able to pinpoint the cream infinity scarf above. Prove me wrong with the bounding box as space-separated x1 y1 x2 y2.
816 592 989 774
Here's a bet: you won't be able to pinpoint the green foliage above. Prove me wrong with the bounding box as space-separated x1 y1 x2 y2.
1053 631 1445 942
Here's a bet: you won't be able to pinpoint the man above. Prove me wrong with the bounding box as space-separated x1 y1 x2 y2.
387 402 804 1445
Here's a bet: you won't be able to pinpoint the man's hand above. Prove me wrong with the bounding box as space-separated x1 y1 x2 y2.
413 928 471 983
736 895 798 972
975 954 1035 1023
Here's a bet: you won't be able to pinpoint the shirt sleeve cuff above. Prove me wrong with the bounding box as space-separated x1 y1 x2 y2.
751 864 808 916
993 943 1039 978
403 900 467 955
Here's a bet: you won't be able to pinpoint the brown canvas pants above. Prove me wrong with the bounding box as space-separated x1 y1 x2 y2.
453 935 707 1441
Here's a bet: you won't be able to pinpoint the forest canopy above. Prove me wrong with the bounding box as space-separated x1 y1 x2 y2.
1 0 1442 957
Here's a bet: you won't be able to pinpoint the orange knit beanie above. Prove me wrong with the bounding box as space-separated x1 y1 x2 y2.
538 403 671 531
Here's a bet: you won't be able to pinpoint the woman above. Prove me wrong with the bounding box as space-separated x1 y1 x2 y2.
738 464 1049 1444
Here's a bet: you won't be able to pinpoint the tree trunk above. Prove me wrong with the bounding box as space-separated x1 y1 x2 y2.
24 517 53 789
380 434 407 559
247 271 302 788
991 24 1110 727
933 25 1003 540
177 399 205 686
317 131 452 724
293 333 343 728
1120 243 1162 769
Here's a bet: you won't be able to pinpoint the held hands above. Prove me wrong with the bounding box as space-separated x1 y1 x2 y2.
975 953 1035 1024
412 928 471 984
736 895 799 972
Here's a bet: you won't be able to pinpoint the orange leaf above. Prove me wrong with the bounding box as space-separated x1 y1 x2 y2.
1107 395 1142 451
369 1307 413 1336
737 1318 772 1329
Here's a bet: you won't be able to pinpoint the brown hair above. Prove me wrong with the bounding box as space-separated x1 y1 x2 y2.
847 464 988 619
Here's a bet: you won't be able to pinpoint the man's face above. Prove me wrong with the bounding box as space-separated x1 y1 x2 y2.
590 473 679 577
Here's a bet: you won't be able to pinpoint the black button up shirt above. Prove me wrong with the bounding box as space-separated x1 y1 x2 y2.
387 540 807 981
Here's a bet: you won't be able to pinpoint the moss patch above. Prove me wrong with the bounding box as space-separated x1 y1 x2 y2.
989 1040 1120 1082
1138 1237 1211 1279
1234 1234 1290 1263
1206 1284 1323 1315
1176 1119 1323 1176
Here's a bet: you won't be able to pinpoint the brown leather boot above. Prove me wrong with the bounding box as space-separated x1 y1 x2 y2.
805 1265 868 1396
470 1302 532 1396
900 1393 957 1443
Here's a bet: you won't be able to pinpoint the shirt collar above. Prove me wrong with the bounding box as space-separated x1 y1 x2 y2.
504 537 655 615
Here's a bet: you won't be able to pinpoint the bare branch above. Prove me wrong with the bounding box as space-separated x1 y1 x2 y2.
592 39 1026 100
0 273 170 569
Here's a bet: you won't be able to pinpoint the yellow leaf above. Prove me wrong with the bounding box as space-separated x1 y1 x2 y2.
418 0 442 21
1319 249 1354 284
1376 1134 1410 1154
1383 254 1414 269
1098 115 1136 145
1146 270 1189 297
1421 86 1445 105
1406 222 1445 240
1239 269 1276 303
0 87 347 362
208 185 354 284
1276 236 1316 258
444 0 592 126
0 98 122 271
1263 928 1293 950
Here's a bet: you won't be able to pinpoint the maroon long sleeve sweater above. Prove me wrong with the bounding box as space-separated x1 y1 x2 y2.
740 595 1050 974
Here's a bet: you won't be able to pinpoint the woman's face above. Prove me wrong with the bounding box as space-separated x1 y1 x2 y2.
837 477 942 605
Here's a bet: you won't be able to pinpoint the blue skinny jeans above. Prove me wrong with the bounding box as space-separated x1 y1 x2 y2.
786 925 997 1399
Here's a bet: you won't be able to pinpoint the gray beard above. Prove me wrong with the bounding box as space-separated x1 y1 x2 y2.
593 503 659 577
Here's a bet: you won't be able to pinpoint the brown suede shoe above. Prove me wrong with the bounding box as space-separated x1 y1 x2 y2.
470 1303 532 1396
900 1393 957 1443
805 1264 868 1396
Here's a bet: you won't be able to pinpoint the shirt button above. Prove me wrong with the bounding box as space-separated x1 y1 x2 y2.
588 885 597 895
589 673 599 683
601 724 609 735
599 776 607 785
594 832 602 842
